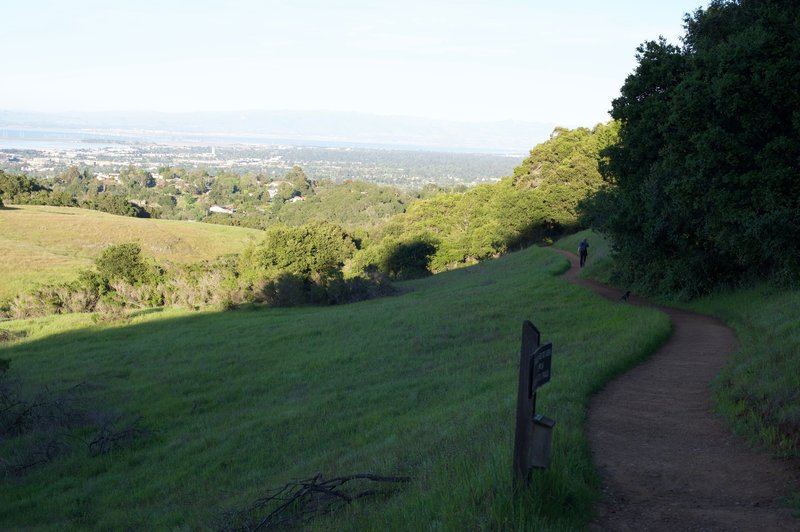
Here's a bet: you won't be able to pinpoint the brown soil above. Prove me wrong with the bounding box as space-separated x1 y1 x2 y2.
554 249 800 531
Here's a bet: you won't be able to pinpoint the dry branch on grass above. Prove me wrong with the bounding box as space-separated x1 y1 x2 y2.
0 380 150 476
0 433 71 476
223 473 412 531
87 415 150 456
0 383 84 437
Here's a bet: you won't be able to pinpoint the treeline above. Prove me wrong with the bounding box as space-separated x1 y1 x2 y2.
201 167 417 231
0 170 146 217
580 0 800 297
2 162 419 229
356 123 618 273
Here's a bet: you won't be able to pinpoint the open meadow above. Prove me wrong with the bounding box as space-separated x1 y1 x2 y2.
0 242 669 530
0 204 262 301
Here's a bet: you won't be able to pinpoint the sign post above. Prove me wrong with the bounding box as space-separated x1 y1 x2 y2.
513 320 556 489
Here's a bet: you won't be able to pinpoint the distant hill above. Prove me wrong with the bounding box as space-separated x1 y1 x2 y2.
0 109 555 153
0 204 262 301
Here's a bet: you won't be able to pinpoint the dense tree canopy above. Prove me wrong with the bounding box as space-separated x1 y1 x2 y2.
0 170 49 200
512 122 619 224
358 123 617 273
0 169 145 217
580 0 800 296
274 180 411 228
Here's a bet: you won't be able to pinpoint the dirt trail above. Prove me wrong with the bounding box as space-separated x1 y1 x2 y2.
554 249 800 531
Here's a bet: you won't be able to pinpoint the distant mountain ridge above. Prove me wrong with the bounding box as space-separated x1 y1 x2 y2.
0 109 555 153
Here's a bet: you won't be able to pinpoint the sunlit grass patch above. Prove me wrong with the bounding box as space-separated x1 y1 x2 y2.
0 204 261 300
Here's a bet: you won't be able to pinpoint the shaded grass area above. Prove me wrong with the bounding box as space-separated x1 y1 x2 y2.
0 204 262 300
0 244 669 529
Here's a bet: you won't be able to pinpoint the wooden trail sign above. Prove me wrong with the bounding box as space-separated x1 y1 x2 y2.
513 320 556 489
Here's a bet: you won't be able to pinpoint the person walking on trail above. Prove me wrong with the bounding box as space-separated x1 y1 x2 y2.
578 238 589 268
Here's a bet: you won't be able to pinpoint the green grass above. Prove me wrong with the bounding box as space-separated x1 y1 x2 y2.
0 204 263 301
0 244 670 530
680 287 800 458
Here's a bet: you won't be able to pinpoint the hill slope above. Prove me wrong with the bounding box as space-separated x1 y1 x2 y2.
0 243 669 529
0 204 262 300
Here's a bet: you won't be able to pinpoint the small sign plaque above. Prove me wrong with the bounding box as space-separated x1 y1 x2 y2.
530 343 552 396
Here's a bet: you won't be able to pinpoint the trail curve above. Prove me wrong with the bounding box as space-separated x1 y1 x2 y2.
554 249 800 531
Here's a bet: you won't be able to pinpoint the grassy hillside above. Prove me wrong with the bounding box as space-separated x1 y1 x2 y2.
0 243 670 530
0 204 263 301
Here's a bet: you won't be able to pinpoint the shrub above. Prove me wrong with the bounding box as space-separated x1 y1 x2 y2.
10 292 52 319
257 274 306 307
95 242 160 286
385 240 437 280
92 298 128 323
239 221 357 285
108 281 165 309
345 268 396 302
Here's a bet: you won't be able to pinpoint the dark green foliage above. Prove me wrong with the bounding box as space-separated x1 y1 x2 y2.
0 171 75 207
581 0 800 297
385 240 437 280
94 242 158 286
82 194 144 217
57 166 95 197
0 170 49 201
342 267 395 301
120 165 156 191
257 273 307 307
239 221 398 306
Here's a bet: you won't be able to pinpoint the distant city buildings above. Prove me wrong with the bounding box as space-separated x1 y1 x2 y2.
0 143 511 190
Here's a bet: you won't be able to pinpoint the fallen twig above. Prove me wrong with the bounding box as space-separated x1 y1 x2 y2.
223 473 412 531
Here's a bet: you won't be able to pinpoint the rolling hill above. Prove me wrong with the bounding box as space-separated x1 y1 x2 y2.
0 204 263 301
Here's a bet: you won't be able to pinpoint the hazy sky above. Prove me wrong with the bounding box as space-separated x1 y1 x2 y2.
2 0 706 127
